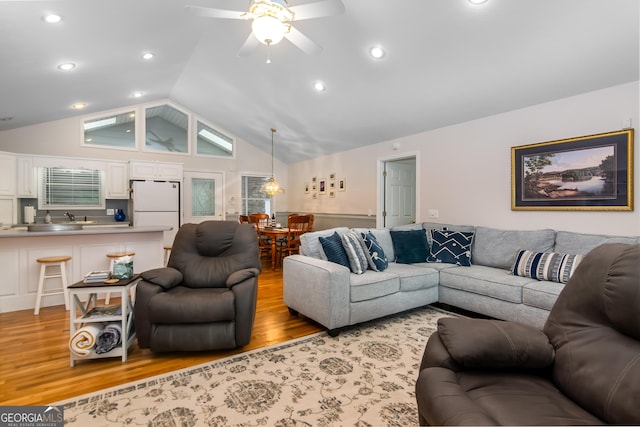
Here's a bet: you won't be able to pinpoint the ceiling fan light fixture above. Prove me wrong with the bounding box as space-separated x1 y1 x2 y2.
252 15 287 45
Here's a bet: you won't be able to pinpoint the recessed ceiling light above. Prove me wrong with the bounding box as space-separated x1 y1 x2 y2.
43 14 62 24
71 103 86 110
369 46 385 59
57 62 76 71
142 52 154 60
313 81 326 92
131 91 145 98
468 0 488 4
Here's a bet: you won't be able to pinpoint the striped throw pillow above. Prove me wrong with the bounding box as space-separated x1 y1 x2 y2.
340 231 369 274
511 249 583 284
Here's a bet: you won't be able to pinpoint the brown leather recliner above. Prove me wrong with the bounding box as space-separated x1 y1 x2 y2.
135 221 261 352
416 243 640 425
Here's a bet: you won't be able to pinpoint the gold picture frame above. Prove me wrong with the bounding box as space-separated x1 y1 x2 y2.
511 129 634 211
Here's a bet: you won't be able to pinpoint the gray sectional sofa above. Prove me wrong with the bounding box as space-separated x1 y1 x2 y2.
283 222 638 334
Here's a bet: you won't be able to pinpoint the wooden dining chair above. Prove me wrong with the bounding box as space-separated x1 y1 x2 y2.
238 215 250 224
277 214 312 264
248 213 271 258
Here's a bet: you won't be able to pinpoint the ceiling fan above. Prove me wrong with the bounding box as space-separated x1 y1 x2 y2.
186 0 345 57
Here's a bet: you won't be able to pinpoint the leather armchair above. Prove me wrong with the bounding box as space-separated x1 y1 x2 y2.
416 243 640 425
135 221 261 352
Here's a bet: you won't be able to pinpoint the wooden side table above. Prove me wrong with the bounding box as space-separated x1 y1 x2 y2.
68 275 140 367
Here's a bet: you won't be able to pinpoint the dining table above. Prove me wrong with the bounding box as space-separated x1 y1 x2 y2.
258 227 290 271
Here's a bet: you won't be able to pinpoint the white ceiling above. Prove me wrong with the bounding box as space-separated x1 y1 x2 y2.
0 0 638 163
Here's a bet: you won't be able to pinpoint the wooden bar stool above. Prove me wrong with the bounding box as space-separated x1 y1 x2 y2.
34 255 71 315
105 251 135 304
163 246 172 267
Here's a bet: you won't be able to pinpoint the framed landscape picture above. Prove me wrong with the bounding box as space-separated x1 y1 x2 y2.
511 129 634 211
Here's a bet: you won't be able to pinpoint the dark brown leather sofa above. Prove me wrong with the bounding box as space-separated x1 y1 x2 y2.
416 243 640 425
135 221 261 352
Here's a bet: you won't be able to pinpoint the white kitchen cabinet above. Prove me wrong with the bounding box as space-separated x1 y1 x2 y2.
16 156 36 197
0 197 16 226
106 161 130 199
0 154 16 196
129 161 183 181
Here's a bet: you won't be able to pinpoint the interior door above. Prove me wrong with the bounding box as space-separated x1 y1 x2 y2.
183 171 224 224
383 159 416 228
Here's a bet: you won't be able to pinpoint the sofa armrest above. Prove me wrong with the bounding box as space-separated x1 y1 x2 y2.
283 254 351 330
423 318 555 370
140 267 183 290
226 268 260 288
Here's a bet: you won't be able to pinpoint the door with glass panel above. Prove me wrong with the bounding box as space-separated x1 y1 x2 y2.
184 171 224 224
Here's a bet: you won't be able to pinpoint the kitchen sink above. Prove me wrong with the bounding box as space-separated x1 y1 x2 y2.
27 223 83 232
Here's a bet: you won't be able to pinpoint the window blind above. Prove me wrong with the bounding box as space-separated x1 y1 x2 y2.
241 175 271 215
41 167 104 207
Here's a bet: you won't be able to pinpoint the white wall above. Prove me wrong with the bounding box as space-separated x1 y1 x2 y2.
0 103 289 214
288 81 640 236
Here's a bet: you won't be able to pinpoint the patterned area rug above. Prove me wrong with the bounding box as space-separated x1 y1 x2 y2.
54 306 456 426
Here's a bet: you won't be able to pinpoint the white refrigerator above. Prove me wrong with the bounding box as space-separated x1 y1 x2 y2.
131 181 180 246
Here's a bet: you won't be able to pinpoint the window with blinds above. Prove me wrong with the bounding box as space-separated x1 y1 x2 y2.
241 175 271 215
38 167 105 209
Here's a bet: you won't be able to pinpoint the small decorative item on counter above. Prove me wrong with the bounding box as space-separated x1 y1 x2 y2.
112 255 133 279
45 210 52 224
114 209 126 222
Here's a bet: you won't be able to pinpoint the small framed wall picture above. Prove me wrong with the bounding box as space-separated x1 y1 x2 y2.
311 176 317 183
319 178 327 194
329 190 336 198
312 192 318 199
329 179 336 190
329 172 336 180
338 178 346 191
304 182 310 194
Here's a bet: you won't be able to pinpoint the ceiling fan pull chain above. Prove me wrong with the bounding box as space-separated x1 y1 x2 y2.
266 40 272 64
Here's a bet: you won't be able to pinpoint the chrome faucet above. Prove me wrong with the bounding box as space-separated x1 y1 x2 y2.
64 212 75 222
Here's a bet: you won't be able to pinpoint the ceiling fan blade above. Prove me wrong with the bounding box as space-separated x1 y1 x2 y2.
238 33 260 57
284 26 322 55
288 0 345 21
185 5 245 20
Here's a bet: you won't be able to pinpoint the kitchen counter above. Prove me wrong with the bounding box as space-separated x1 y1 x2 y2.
0 225 171 313
0 225 170 238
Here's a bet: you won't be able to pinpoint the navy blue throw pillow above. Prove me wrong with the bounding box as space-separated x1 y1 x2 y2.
427 229 474 266
319 232 350 269
361 232 389 272
390 229 429 264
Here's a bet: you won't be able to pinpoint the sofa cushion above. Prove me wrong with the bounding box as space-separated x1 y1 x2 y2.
472 227 555 269
440 265 538 304
512 250 583 284
319 232 350 269
523 280 565 311
554 231 640 255
427 229 474 266
340 231 369 274
391 229 430 264
385 263 440 292
360 231 389 272
300 227 350 259
349 271 400 302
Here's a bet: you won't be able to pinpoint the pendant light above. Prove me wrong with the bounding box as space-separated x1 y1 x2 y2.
259 127 285 195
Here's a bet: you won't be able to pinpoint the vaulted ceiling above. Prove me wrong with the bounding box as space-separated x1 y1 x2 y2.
0 0 638 163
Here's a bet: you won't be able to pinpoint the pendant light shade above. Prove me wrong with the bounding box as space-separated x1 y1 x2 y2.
259 128 285 196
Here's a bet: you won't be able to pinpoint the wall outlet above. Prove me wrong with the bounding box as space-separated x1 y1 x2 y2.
107 209 114 215
428 209 439 218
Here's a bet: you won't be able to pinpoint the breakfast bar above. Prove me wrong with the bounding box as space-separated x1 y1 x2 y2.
0 225 170 313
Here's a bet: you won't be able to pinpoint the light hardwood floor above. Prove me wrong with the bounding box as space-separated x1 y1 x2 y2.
0 260 321 406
